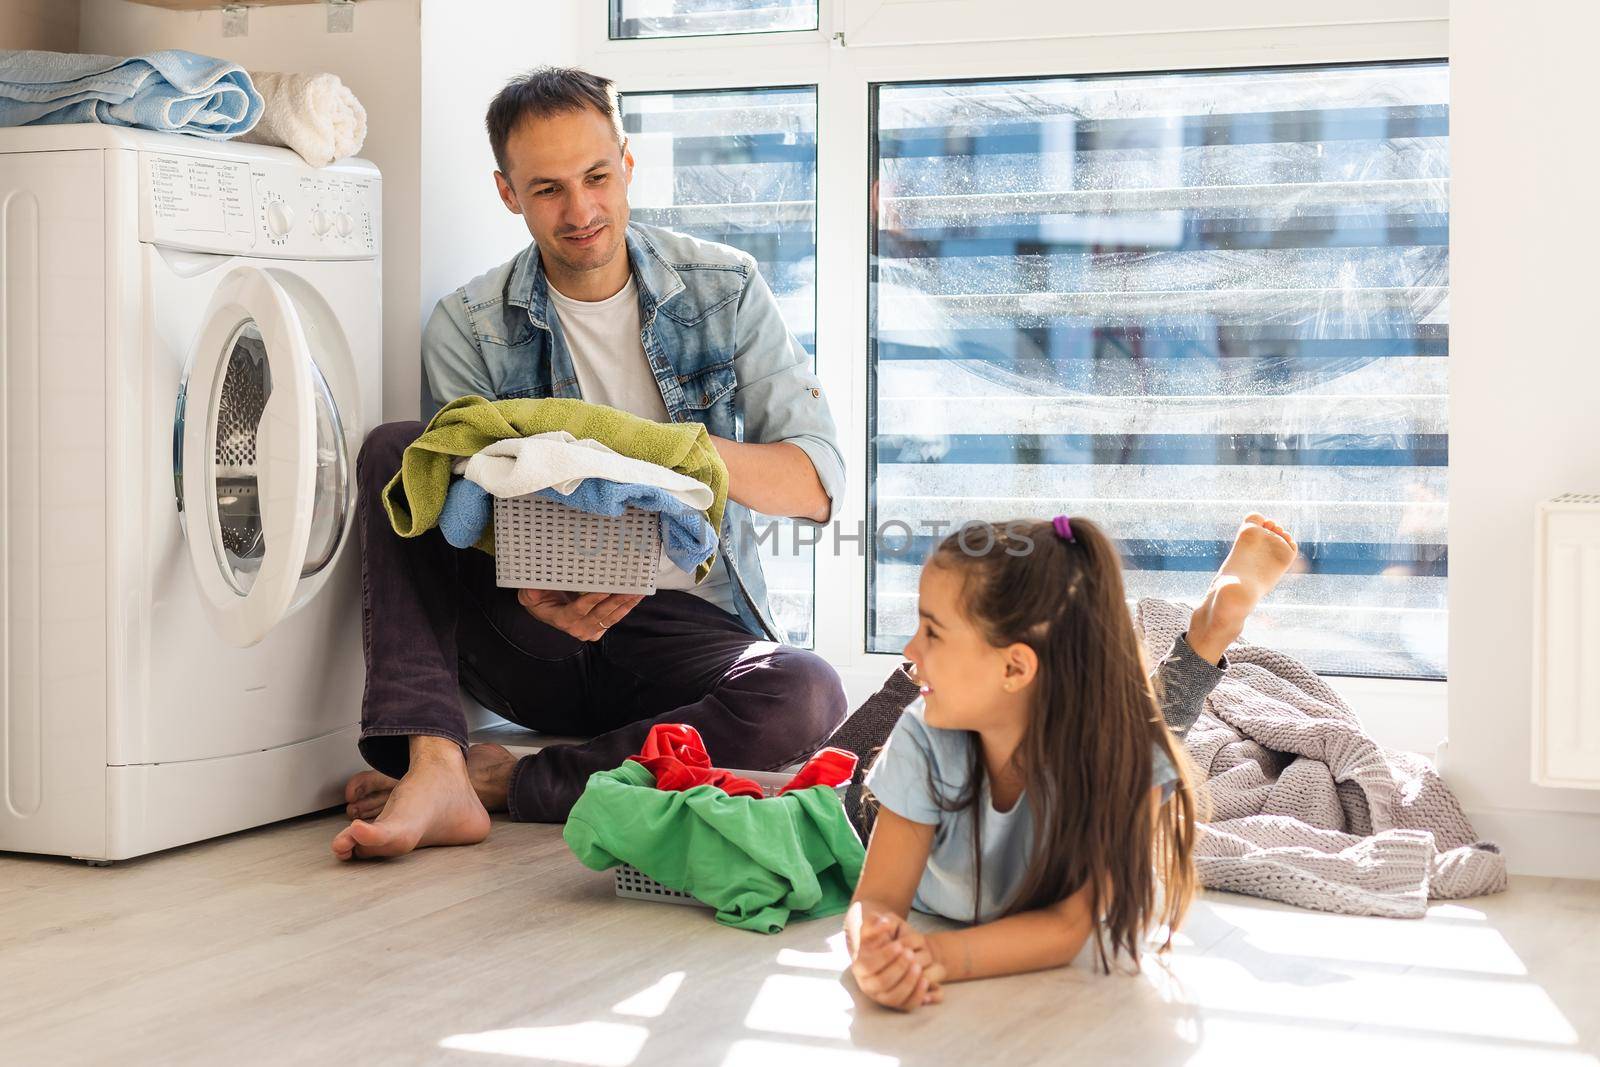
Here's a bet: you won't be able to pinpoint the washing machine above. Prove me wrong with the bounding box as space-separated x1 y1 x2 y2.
0 125 382 862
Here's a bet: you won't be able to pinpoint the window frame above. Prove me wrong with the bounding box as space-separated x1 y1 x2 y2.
585 6 1450 750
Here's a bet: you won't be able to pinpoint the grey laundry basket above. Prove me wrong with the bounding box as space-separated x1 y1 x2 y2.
492 493 660 594
613 769 849 909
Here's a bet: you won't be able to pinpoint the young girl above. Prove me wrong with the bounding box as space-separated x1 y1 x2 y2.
845 514 1297 1011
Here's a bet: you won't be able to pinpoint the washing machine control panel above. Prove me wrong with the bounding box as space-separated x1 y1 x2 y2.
139 150 380 260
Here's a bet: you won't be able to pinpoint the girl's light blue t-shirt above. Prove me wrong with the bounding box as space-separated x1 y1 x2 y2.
863 698 1179 924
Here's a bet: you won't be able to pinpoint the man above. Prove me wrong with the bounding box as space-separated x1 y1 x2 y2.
333 68 848 859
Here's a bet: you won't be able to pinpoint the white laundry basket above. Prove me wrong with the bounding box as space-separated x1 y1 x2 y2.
612 769 849 908
492 494 660 594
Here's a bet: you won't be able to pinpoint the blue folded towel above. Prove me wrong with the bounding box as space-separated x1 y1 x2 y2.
438 476 719 576
0 49 263 138
439 477 494 551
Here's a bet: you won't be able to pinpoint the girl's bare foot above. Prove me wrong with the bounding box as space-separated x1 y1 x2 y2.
330 736 491 860
1186 514 1298 665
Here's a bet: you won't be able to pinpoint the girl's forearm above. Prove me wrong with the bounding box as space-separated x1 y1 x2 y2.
924 905 1094 983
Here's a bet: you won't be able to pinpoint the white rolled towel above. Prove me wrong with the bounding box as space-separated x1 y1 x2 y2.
235 71 366 168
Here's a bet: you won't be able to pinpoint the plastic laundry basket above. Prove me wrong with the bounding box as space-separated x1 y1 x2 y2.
612 769 850 908
493 493 660 594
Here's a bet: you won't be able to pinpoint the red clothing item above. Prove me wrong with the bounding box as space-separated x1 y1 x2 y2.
779 747 858 795
634 723 765 799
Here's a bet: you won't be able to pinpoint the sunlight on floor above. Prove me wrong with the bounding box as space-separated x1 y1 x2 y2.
431 891 1596 1066
1181 1018 1600 1067
1145 896 1598 1061
438 1022 649 1065
774 932 852 972
1208 898 1527 974
719 1040 900 1067
744 973 856 1040
612 971 687 1019
1156 952 1578 1044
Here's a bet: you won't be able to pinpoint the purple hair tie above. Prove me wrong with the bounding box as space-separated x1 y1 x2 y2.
1052 515 1075 543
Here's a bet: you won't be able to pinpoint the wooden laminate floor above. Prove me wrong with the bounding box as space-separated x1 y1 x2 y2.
2 811 1598 1066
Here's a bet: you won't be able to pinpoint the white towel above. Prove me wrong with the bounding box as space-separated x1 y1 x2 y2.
235 71 365 167
455 431 713 510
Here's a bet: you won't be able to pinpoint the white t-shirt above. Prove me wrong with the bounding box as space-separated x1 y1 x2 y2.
546 276 738 618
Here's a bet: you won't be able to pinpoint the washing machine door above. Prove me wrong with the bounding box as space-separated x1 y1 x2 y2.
175 265 350 647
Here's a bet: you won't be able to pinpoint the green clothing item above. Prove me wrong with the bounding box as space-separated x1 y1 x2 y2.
564 760 866 933
382 394 729 581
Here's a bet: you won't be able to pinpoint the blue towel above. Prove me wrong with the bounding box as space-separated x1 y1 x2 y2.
0 50 263 138
439 477 493 550
438 476 719 575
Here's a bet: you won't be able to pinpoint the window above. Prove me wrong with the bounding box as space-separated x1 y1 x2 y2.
867 62 1449 679
610 0 819 40
621 86 820 646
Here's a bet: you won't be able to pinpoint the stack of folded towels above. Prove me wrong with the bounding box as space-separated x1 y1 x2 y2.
384 395 732 585
0 49 367 167
0 49 263 138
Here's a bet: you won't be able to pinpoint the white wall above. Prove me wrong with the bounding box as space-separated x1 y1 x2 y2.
417 0 579 395
1450 0 1600 878
79 0 424 421
0 1 80 51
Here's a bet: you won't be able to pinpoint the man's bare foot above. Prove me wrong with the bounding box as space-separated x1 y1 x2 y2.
1186 514 1298 665
466 743 519 814
330 736 491 861
343 768 399 821
342 744 519 820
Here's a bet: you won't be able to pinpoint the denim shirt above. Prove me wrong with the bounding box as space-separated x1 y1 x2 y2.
420 221 845 644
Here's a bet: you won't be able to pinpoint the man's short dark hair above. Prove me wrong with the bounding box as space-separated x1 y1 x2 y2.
485 67 625 177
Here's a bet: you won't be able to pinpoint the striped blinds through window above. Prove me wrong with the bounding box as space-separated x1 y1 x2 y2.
868 62 1449 678
622 86 819 647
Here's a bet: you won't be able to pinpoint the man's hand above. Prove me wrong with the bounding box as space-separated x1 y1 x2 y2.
516 588 644 641
848 908 945 1012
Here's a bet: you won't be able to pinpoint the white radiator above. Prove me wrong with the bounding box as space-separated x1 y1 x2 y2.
1532 493 1600 788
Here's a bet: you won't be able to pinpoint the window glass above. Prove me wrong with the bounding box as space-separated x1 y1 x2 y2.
624 86 819 646
611 0 819 40
869 62 1450 678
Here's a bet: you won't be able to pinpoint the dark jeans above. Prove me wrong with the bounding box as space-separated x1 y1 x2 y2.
355 421 848 822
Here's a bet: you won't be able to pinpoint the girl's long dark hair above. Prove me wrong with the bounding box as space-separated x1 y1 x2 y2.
927 517 1199 972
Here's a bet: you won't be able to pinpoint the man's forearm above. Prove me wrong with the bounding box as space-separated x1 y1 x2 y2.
710 436 831 522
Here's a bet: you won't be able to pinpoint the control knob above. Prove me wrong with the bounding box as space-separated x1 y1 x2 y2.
265 201 295 237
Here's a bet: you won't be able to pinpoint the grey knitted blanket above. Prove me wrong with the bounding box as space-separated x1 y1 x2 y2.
1137 598 1507 918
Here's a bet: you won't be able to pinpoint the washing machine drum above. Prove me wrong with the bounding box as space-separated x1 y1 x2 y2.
176 266 352 647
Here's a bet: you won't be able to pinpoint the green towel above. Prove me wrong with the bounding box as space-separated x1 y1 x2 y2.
564 760 866 933
382 395 729 581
